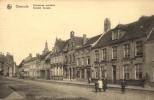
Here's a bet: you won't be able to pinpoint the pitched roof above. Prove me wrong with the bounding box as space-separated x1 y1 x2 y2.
85 34 102 46
22 57 37 64
76 34 101 50
40 51 51 60
147 27 154 41
94 15 154 48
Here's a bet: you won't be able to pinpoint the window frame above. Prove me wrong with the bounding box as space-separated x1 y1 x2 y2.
112 46 117 60
135 63 143 80
135 41 143 57
102 48 107 61
123 43 130 58
123 65 130 80
95 50 100 62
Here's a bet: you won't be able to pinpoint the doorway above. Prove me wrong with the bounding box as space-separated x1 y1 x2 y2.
112 65 116 83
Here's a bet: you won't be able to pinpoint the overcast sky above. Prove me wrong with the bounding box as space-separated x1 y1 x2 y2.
0 0 154 64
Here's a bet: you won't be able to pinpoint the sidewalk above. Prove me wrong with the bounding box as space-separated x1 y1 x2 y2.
35 78 154 92
8 77 154 92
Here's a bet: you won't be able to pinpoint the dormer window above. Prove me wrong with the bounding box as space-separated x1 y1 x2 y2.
112 29 126 40
112 31 119 40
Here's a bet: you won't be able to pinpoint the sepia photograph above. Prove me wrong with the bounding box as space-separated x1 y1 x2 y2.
0 0 154 100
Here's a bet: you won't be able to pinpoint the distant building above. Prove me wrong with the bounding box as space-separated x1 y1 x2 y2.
18 42 50 79
0 52 16 77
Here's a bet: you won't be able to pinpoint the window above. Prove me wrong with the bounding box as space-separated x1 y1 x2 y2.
72 54 75 62
78 58 81 66
77 58 79 66
65 56 67 63
82 57 84 65
153 49 154 61
112 46 117 59
135 41 143 56
84 57 87 65
153 67 154 82
124 65 130 80
69 55 72 63
87 56 90 65
95 50 99 62
102 48 107 61
135 64 143 80
124 44 130 58
112 31 119 40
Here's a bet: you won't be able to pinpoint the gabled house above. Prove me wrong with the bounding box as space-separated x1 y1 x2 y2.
63 31 83 80
50 38 66 80
75 34 101 80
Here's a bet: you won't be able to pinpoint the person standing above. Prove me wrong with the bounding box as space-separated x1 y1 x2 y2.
88 77 91 84
103 78 107 92
95 80 98 92
121 79 126 93
98 78 103 92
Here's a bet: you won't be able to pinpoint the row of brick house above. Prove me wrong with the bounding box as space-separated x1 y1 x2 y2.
18 15 154 86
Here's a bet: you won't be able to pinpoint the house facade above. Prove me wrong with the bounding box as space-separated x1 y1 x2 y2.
18 15 154 87
145 27 154 86
92 16 154 85
75 34 101 80
63 31 83 80
50 38 65 80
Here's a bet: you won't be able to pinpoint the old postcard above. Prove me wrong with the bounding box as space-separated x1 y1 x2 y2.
0 0 154 100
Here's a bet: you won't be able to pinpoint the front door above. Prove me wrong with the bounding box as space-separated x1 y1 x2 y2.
112 65 116 83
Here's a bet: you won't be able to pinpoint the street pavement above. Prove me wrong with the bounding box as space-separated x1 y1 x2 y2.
0 77 154 100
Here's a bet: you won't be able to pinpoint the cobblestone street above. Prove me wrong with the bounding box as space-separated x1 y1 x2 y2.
0 77 154 100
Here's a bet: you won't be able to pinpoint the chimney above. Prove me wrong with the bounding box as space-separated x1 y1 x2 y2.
29 53 32 58
83 34 87 45
104 18 111 33
36 53 40 58
70 31 75 39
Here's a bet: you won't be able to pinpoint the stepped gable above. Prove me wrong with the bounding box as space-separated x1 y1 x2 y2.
54 38 66 52
94 15 154 48
63 36 83 51
74 36 84 46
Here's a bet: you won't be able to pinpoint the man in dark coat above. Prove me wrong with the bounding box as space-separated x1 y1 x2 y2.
103 78 107 92
95 80 99 92
121 79 126 93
